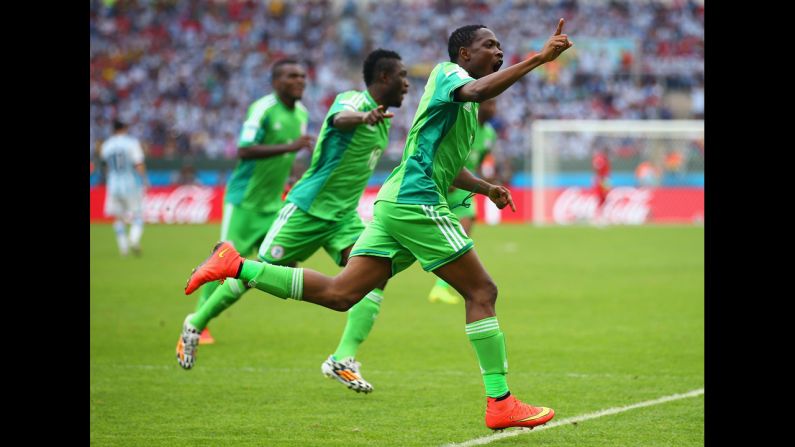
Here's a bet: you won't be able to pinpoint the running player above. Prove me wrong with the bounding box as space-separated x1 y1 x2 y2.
182 21 573 430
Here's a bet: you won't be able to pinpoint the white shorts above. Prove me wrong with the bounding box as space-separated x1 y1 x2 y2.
104 191 144 219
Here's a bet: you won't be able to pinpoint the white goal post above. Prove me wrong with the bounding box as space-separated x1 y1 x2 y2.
529 120 705 225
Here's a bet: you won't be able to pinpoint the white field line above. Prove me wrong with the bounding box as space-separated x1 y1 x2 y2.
92 364 696 380
441 388 704 447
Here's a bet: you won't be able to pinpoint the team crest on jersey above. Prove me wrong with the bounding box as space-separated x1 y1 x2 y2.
463 102 472 112
273 121 282 130
270 245 285 259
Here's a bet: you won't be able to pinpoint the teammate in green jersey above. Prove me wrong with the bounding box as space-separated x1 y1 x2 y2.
182 20 573 430
192 59 314 345
428 98 501 304
177 50 410 387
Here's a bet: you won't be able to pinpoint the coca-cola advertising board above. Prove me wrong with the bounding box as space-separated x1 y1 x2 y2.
544 187 704 225
90 186 703 224
90 185 223 223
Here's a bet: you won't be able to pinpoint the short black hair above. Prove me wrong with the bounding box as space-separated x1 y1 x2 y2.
448 25 487 62
113 119 127 131
363 49 402 86
271 58 301 80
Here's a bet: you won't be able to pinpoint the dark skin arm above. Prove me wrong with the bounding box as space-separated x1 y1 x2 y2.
238 134 315 159
453 168 516 212
454 19 573 103
332 105 394 131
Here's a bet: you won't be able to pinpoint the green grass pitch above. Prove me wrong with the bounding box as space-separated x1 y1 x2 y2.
90 223 703 446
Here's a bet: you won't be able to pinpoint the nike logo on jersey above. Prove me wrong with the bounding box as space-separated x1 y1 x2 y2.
218 248 230 258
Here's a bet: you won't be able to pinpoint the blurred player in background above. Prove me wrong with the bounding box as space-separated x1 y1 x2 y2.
100 119 149 257
591 145 611 225
428 98 502 304
193 59 314 344
182 20 572 430
178 51 410 392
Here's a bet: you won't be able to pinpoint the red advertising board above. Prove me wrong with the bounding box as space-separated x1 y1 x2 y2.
90 185 224 223
91 185 704 225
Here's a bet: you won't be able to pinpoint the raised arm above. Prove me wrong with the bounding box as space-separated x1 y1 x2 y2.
455 19 573 103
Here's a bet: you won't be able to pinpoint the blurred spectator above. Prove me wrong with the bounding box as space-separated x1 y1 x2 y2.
90 0 704 167
175 164 202 185
636 160 661 187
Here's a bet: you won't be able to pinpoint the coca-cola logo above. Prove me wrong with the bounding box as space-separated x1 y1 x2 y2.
552 187 651 225
143 185 215 224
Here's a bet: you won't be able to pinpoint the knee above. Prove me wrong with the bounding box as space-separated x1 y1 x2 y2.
328 290 362 312
469 280 498 306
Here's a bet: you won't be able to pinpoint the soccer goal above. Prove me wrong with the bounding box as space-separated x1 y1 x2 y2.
528 120 704 225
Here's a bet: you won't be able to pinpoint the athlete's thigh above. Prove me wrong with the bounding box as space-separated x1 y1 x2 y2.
323 255 392 298
128 191 144 218
432 248 494 297
379 201 474 272
349 209 416 277
104 193 123 217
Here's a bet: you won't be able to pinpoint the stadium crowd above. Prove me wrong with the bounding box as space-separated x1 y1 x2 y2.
90 0 704 164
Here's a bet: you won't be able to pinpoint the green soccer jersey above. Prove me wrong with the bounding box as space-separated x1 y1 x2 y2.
467 122 497 172
376 62 478 206
225 93 309 213
287 90 390 221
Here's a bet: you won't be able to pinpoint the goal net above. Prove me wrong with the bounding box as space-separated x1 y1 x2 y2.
528 120 704 225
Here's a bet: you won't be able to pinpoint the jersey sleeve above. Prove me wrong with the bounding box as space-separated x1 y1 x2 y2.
238 103 270 147
129 139 145 164
325 91 366 126
434 63 475 104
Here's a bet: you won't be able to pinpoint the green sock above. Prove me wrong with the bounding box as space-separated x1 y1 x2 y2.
240 260 303 300
333 289 383 361
466 317 509 398
190 279 247 329
196 280 221 312
435 278 451 288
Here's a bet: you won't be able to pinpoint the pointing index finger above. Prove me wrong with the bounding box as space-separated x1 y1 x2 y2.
554 18 564 36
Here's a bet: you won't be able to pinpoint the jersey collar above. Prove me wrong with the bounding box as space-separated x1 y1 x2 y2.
363 90 377 109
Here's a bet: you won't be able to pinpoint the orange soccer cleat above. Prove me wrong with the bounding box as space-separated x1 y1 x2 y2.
184 242 244 295
199 327 215 345
485 395 555 430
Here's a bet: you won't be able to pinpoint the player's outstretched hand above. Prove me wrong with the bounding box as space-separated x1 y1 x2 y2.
363 105 394 125
539 18 574 63
487 185 516 212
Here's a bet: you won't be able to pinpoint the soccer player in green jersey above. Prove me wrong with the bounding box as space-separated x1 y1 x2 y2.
183 20 573 430
177 50 410 385
192 59 314 344
428 98 501 304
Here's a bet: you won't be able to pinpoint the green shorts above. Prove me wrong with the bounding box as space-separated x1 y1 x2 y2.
447 187 477 220
350 200 474 276
220 203 280 257
257 202 364 266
